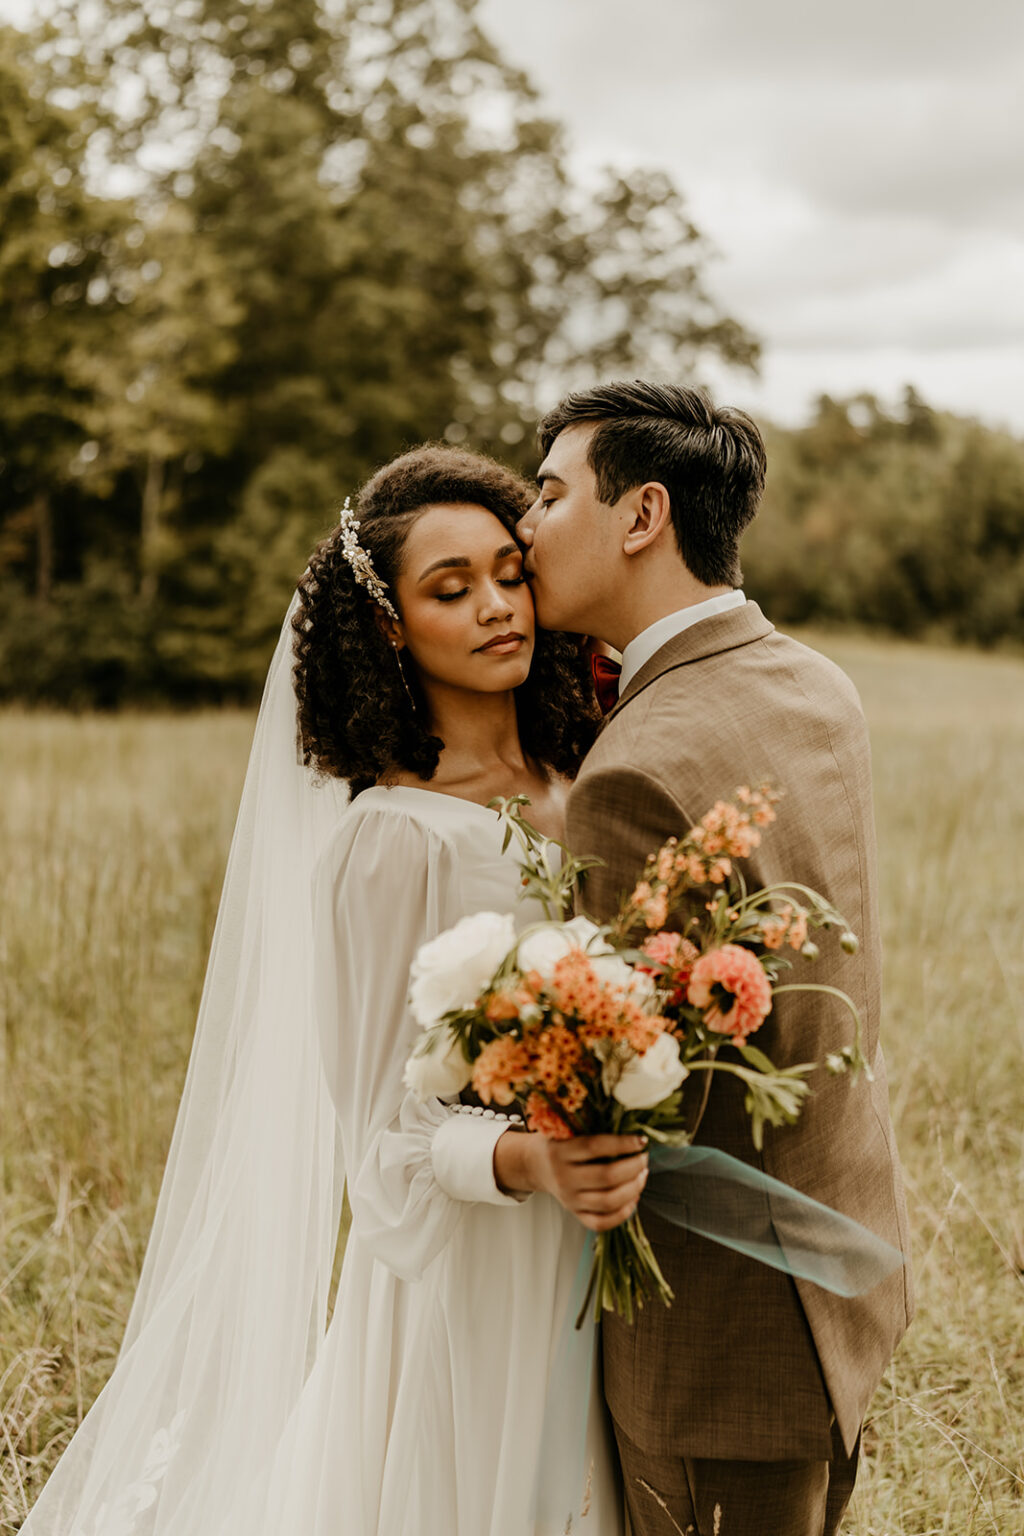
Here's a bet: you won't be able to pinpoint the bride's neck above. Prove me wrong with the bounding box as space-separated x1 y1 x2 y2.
426 686 529 782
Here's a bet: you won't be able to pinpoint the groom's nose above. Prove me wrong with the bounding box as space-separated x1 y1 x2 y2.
516 503 538 544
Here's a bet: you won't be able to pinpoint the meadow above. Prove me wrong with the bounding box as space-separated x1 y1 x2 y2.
2 633 1023 1534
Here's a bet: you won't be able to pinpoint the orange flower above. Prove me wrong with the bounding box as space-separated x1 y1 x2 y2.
624 1013 668 1053
687 944 773 1043
639 931 699 1005
640 890 669 929
525 1092 574 1139
472 1036 531 1106
760 903 809 953
548 950 603 1018
787 906 809 952
556 1076 588 1115
484 988 521 1022
760 916 788 951
655 843 677 883
530 1023 583 1094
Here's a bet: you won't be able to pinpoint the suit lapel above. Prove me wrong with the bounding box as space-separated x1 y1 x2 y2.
604 601 775 725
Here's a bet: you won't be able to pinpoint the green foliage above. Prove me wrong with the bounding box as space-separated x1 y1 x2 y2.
6 4 1022 704
0 0 759 704
743 390 1024 649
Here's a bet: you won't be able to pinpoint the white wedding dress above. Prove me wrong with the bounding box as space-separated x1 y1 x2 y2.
223 784 623 1536
19 595 621 1536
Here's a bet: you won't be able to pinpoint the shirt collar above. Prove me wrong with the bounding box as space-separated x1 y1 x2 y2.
617 590 747 698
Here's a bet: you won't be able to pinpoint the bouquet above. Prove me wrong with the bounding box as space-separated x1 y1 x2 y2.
404 785 866 1324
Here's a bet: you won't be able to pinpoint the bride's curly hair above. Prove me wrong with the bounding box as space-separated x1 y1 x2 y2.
293 445 601 796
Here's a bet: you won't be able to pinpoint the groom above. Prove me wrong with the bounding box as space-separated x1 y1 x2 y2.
516 381 913 1536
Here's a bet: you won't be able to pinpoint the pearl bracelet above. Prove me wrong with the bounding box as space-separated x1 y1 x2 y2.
447 1104 523 1124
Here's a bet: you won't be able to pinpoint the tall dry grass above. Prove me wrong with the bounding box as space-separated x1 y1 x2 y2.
2 635 1023 1533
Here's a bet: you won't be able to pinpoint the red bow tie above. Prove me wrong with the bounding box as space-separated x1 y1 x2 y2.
590 653 622 714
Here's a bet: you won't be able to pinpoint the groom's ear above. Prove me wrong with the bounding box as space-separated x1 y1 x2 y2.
622 482 673 557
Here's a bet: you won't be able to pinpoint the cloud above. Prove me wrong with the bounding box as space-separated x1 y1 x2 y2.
480 0 1024 428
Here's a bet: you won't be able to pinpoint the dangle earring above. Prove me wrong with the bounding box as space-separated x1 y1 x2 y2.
393 644 417 712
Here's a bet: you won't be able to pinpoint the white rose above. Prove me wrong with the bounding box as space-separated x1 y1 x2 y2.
590 951 654 999
517 915 607 981
403 1029 473 1100
409 911 517 1028
609 1032 688 1111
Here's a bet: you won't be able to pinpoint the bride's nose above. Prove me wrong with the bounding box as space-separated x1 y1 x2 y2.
478 581 514 623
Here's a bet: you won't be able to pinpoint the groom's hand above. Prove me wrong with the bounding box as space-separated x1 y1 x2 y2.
494 1131 648 1231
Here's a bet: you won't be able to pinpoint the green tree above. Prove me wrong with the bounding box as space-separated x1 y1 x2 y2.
0 22 127 604
2 0 763 701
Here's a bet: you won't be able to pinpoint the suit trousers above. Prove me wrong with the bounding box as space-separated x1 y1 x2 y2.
614 1417 860 1536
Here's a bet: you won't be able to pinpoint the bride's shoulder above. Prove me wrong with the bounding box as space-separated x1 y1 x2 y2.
314 784 462 878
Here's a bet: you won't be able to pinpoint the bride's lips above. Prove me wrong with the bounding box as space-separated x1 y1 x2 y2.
475 632 527 655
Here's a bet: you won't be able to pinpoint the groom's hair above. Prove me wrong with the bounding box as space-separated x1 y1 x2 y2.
537 381 766 586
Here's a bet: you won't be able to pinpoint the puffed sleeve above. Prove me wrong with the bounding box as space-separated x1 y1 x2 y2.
312 803 522 1283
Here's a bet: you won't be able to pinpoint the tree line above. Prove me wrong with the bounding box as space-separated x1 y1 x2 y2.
751 390 1024 651
1 0 1021 706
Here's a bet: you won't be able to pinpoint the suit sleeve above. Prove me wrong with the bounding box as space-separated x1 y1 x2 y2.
566 763 694 924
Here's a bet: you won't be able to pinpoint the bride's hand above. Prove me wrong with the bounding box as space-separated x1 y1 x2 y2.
494 1131 649 1232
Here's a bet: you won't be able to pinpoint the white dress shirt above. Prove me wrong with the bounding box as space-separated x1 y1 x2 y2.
616 589 747 699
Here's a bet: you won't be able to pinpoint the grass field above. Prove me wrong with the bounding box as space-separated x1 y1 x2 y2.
2 633 1024 1534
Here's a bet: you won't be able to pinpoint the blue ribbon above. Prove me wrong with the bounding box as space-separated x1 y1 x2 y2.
532 1143 906 1530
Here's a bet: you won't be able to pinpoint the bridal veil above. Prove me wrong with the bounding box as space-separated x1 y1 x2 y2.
23 599 351 1535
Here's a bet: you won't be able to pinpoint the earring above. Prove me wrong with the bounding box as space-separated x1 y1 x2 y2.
393 644 417 711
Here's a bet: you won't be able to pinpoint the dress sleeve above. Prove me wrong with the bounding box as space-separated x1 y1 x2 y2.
312 804 521 1283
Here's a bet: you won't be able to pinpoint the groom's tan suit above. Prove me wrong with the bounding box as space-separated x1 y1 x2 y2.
566 601 913 1535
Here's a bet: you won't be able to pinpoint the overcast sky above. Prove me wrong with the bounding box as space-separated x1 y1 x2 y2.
480 0 1024 432
4 0 1021 431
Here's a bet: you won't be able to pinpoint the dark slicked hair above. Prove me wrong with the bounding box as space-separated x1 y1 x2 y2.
293 444 600 796
538 381 766 586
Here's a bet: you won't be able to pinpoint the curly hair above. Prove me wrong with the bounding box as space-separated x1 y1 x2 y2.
292 445 601 796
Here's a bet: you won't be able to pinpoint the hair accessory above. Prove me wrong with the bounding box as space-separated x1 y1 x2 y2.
338 496 400 622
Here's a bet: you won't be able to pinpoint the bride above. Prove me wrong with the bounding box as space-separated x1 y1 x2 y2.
21 445 645 1535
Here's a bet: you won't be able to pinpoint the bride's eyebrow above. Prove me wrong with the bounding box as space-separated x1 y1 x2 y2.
417 544 520 582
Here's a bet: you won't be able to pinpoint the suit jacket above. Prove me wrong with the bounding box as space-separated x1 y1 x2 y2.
566 602 913 1461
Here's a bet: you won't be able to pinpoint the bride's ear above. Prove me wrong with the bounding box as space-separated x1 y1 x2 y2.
375 606 405 650
622 482 672 557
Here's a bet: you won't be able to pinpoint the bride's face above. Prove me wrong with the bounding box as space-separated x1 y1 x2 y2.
390 504 535 697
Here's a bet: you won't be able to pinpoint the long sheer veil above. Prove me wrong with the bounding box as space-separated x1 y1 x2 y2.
22 598 351 1536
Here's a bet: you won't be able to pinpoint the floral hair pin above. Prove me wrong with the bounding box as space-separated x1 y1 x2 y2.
338 496 399 623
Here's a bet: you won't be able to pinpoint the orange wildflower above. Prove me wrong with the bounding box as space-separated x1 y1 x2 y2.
530 1023 584 1094
639 931 699 1005
525 1092 574 1139
642 891 670 929
484 988 521 1022
472 1036 531 1106
760 903 809 953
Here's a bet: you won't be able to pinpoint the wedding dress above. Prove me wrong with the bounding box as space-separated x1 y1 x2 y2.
19 600 621 1536
226 785 622 1535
